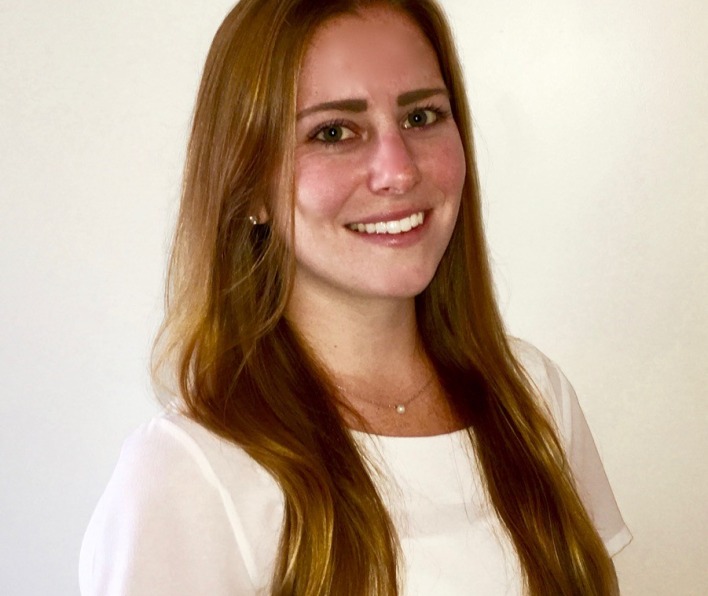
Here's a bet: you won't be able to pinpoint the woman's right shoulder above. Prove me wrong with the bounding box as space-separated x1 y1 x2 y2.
79 409 283 595
95 408 283 520
118 409 261 479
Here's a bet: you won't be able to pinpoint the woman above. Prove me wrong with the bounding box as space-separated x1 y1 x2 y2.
80 0 631 594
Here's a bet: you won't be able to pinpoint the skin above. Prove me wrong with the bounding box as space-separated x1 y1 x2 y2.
286 7 467 435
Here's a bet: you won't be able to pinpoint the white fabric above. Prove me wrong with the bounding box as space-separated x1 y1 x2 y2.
79 341 631 595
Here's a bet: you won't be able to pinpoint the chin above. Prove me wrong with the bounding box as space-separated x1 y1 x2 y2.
363 273 437 300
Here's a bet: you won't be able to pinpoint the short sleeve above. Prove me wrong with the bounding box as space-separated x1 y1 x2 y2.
513 340 633 557
79 417 259 596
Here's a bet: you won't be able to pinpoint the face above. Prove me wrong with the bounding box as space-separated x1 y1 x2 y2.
290 7 466 307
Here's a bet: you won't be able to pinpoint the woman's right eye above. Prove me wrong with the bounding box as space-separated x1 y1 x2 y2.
312 123 356 144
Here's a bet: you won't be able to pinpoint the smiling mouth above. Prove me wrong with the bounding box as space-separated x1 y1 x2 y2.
347 211 425 235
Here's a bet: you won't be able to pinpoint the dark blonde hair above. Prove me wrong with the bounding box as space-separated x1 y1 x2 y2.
154 0 617 594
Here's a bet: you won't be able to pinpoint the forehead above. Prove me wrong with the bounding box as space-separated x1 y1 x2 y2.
297 7 443 105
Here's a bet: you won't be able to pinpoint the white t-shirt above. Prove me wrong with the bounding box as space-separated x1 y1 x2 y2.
79 341 631 595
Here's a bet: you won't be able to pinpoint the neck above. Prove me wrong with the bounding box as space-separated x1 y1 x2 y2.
285 281 462 436
285 285 422 381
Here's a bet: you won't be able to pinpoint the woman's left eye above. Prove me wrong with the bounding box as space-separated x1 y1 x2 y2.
403 108 441 129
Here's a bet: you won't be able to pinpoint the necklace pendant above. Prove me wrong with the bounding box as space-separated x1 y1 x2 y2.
395 404 406 414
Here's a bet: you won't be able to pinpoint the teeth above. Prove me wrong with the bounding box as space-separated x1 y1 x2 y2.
348 211 425 235
386 220 401 234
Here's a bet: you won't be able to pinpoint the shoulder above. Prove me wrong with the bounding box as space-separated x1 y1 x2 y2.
507 337 593 463
129 410 283 520
508 337 575 444
95 410 279 514
80 409 283 595
508 338 633 556
508 336 564 394
118 409 273 487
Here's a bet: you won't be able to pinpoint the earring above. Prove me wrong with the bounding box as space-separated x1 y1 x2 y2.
248 215 259 226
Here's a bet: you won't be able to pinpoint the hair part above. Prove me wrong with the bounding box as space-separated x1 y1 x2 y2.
154 0 617 594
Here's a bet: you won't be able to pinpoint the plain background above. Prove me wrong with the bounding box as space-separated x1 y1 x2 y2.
1 0 706 594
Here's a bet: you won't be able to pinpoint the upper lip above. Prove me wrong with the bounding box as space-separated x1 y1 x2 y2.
345 208 428 225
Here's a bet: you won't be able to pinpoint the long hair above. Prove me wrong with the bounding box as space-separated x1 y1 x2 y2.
153 0 617 594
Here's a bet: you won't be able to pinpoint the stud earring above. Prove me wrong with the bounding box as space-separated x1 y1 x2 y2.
248 215 259 226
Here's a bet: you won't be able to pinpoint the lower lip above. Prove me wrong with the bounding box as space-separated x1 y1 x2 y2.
345 213 429 247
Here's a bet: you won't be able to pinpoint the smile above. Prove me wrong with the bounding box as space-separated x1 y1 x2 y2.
347 211 425 235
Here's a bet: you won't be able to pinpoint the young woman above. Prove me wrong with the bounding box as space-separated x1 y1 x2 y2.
80 0 631 594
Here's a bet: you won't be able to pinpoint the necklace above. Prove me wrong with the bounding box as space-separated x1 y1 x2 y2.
337 374 435 415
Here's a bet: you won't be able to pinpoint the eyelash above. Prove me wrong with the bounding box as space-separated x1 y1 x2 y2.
307 104 450 147
407 104 449 128
307 118 351 144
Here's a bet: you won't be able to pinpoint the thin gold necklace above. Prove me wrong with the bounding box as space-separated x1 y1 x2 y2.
337 374 435 415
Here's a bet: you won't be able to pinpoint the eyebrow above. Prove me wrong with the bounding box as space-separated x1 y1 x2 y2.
397 87 448 106
297 99 367 120
296 87 448 120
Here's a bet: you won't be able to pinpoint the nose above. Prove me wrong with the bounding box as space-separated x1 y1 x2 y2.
367 131 421 195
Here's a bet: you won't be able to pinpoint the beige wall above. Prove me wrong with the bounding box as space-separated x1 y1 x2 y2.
1 0 705 594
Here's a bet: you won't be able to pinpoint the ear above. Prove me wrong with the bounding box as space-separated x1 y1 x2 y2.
248 205 270 225
257 205 270 223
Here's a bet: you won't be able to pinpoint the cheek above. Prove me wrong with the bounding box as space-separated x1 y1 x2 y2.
431 135 467 196
295 155 357 220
